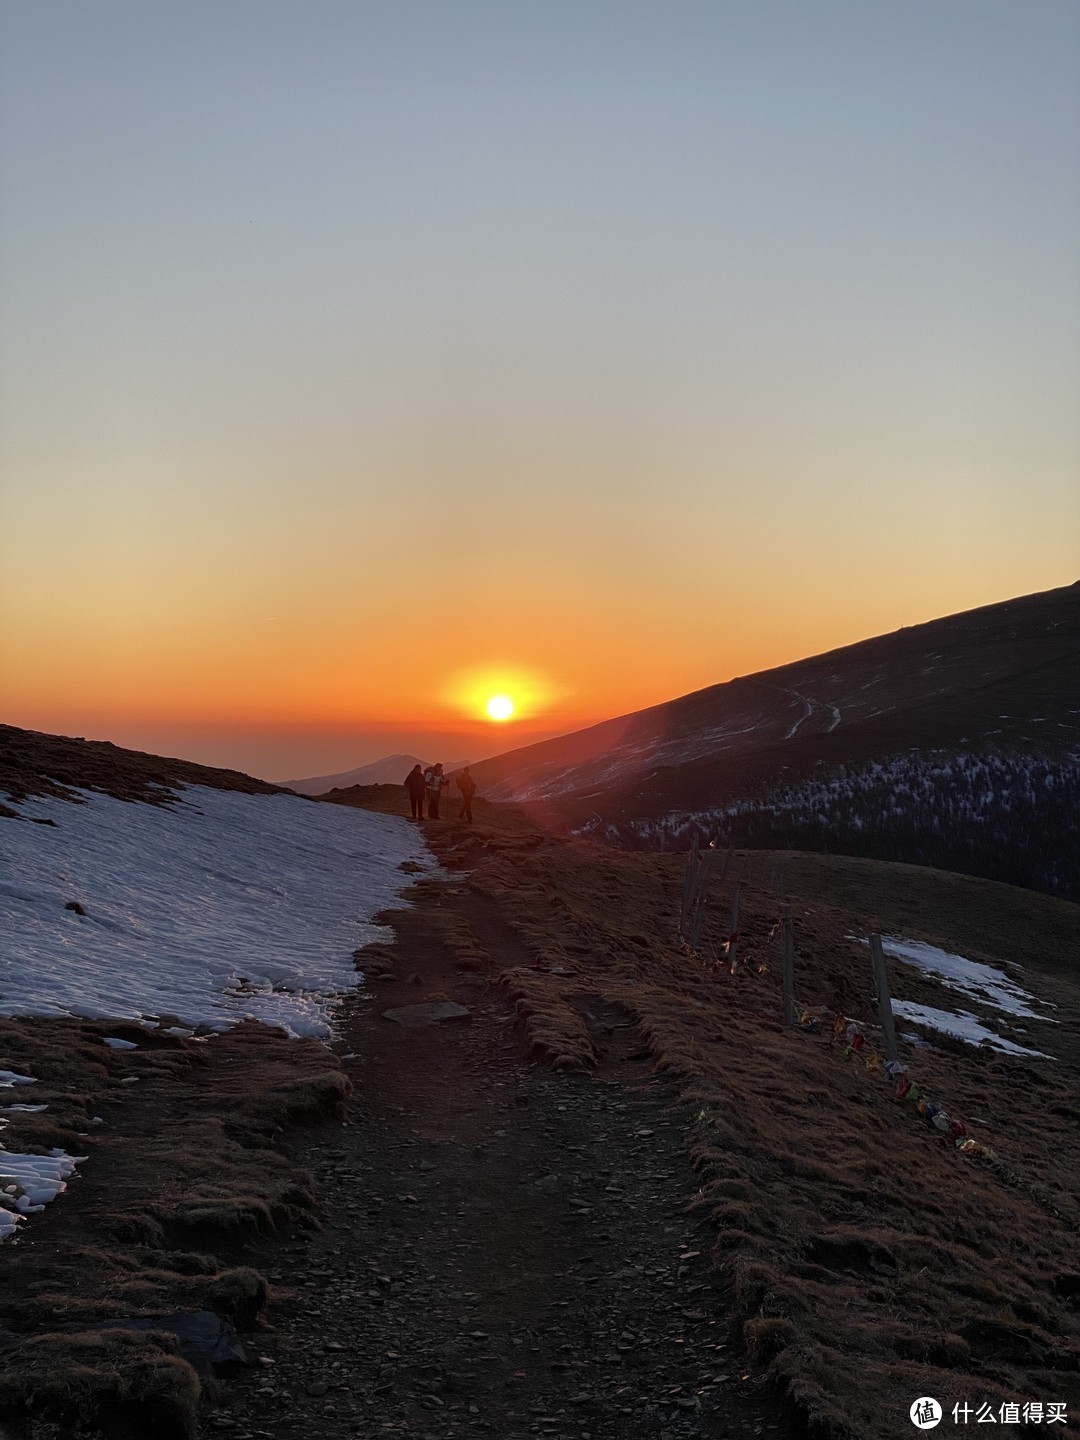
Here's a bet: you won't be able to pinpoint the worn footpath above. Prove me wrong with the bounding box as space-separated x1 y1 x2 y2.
212 818 784 1440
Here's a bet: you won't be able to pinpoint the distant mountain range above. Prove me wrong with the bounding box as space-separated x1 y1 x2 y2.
467 583 1080 900
280 754 471 796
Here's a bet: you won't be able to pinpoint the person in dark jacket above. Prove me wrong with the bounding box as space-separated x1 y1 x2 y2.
404 764 426 819
456 766 477 823
423 762 446 819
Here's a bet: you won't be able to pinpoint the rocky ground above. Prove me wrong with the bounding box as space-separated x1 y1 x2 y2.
211 848 784 1440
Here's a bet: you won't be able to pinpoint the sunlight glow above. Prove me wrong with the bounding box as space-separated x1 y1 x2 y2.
443 665 563 725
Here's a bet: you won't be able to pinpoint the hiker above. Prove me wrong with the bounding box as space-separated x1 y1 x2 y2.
404 763 426 820
456 766 477 823
423 762 446 819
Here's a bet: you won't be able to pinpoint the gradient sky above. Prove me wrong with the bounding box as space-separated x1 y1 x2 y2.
2 1 1078 780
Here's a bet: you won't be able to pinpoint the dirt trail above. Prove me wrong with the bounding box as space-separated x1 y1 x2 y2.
215 848 783 1440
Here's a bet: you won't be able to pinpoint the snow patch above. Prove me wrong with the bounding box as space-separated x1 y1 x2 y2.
847 934 1057 1060
0 785 436 1039
0 783 440 1242
891 1001 1052 1059
878 936 1056 1024
0 1145 86 1239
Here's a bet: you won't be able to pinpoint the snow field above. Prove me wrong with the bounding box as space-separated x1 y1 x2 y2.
0 786 435 1037
0 784 437 1238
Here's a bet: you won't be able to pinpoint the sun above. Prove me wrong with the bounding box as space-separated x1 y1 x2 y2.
444 667 556 725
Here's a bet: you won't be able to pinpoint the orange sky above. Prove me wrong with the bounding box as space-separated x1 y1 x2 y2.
4 537 1073 780
2 5 1078 780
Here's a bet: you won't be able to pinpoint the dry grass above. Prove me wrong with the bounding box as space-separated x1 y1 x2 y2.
353 942 399 980
499 967 597 1071
0 1330 201 1440
446 824 1080 1437
432 911 491 974
0 1018 346 1432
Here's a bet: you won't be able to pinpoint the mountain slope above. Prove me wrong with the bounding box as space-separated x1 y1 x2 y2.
0 723 282 813
468 582 1080 896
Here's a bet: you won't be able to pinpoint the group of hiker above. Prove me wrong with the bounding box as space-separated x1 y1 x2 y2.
404 762 477 822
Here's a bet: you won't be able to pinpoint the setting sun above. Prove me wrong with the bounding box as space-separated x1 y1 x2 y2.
442 666 563 729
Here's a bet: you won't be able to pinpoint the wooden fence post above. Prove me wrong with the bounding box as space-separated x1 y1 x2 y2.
869 933 899 1064
679 836 699 940
694 840 720 956
727 884 741 970
782 904 796 1024
719 847 734 888
680 838 718 951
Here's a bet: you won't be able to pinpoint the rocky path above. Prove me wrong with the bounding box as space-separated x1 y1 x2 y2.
203 867 784 1440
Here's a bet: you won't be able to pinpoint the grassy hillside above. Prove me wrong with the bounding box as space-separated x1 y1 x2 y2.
462 583 1080 900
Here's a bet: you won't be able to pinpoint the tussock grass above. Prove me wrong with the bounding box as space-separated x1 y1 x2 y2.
6 1296 132 1331
87 1265 268 1327
0 1330 201 1440
164 1195 277 1241
260 1069 350 1127
204 1267 269 1326
0 1018 342 1433
7 1259 268 1339
0 1117 91 1153
111 1212 167 1247
499 968 596 1071
354 942 398 979
744 1315 796 1362
133 1249 221 1275
433 912 491 973
454 824 1080 1436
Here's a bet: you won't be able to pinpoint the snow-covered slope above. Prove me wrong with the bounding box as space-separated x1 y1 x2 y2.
0 735 440 1243
0 785 434 1038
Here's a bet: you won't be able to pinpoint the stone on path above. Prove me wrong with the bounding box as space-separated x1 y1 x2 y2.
382 1002 472 1027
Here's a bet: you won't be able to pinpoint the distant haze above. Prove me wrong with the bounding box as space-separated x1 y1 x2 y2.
0 722 552 788
281 754 473 795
